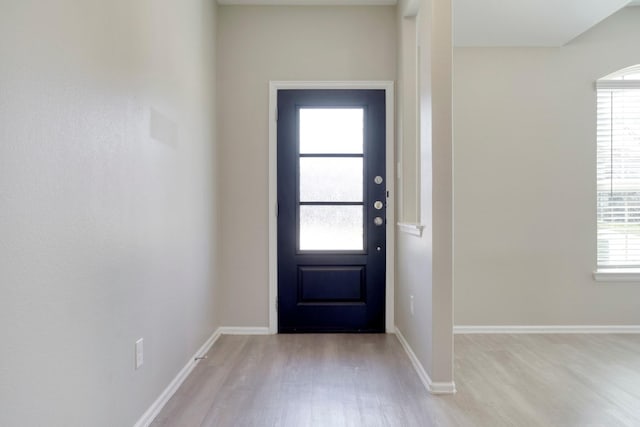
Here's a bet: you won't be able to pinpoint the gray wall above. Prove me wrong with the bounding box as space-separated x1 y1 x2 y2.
454 7 640 326
216 5 397 327
0 1 220 425
395 0 454 384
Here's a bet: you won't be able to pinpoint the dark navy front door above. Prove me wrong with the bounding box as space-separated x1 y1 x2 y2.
277 89 386 332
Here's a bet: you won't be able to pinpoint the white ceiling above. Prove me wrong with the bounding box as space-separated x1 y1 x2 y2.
216 0 638 47
453 0 633 47
217 0 395 5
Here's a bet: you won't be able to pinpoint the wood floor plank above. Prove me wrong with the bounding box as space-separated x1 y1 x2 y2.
151 333 640 427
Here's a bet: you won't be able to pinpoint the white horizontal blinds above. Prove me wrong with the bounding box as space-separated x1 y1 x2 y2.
597 79 640 268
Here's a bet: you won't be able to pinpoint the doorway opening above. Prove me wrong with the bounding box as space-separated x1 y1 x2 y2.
268 81 395 333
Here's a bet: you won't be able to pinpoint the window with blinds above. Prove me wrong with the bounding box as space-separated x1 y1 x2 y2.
597 65 640 270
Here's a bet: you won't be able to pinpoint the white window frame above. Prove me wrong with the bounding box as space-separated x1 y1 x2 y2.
594 65 640 282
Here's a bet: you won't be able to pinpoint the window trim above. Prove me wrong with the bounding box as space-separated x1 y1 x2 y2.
593 269 640 282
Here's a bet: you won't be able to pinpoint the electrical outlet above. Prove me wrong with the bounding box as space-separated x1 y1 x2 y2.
410 295 414 316
135 338 144 369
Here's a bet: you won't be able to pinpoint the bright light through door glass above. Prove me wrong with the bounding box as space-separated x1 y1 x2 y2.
300 109 363 154
300 206 363 251
298 107 365 251
300 157 363 202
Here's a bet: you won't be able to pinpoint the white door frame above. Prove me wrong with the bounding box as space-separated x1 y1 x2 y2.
268 81 395 334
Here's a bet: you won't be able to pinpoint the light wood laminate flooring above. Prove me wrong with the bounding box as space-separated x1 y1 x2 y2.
150 333 640 427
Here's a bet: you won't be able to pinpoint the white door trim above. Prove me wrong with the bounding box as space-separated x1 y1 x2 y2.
268 81 395 334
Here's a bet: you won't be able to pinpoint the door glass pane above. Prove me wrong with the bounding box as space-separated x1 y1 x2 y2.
300 108 363 154
300 157 363 202
300 206 363 250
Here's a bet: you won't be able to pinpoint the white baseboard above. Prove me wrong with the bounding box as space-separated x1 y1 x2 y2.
133 327 223 427
454 325 640 334
219 326 271 335
394 327 456 395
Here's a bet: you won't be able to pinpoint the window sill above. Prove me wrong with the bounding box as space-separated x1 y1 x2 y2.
593 269 640 282
397 223 424 237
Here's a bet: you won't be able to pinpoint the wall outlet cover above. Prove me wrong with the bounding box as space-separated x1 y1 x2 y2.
135 338 144 369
